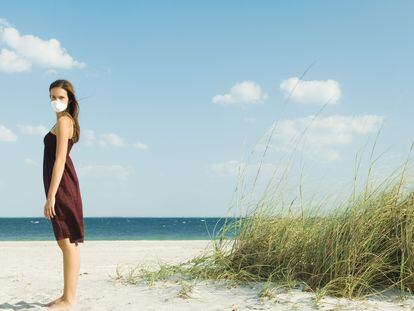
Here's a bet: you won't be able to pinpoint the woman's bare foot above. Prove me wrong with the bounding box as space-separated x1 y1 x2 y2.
47 298 75 310
45 295 64 307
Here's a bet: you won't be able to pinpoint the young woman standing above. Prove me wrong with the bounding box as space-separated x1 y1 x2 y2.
43 79 84 310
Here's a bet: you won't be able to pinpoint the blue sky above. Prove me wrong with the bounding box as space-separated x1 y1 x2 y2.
0 1 413 217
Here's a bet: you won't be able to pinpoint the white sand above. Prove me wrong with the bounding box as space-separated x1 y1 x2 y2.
0 240 413 310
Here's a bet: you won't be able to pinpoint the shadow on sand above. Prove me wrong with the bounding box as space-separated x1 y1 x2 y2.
0 301 49 310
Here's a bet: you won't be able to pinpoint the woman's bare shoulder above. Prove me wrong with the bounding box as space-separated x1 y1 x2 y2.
58 112 74 122
53 114 74 138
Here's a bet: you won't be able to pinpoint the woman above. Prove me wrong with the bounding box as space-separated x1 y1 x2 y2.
43 79 84 310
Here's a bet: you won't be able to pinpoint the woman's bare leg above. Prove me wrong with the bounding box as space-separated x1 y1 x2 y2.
48 238 80 310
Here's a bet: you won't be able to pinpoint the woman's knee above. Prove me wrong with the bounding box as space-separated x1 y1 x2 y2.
57 238 71 250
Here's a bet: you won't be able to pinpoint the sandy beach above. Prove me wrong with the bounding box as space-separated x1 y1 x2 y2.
0 240 413 310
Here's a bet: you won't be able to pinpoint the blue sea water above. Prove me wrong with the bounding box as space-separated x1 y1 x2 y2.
0 217 238 241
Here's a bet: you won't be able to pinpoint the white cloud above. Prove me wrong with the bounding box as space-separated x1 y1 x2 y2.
17 124 48 136
83 131 126 148
0 48 31 73
0 124 17 142
269 114 384 162
24 158 37 166
133 142 148 150
82 129 96 146
0 18 10 28
0 18 86 73
211 160 243 176
280 77 342 105
212 81 268 107
82 129 148 150
77 164 132 181
99 133 127 147
210 160 280 177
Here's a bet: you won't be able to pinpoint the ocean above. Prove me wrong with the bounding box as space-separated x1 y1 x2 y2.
0 217 238 241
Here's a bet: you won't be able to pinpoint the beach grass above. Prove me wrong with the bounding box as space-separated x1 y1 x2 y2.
113 111 414 300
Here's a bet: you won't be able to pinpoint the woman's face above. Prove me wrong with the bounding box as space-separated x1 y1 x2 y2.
49 87 69 104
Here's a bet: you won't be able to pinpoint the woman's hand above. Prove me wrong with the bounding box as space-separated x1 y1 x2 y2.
44 196 56 219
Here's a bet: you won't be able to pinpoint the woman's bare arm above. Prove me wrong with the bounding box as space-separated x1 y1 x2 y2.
47 115 72 200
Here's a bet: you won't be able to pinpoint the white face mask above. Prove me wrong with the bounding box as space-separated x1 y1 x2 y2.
50 99 68 112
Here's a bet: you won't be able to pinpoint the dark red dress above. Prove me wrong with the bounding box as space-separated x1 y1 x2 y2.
43 131 84 245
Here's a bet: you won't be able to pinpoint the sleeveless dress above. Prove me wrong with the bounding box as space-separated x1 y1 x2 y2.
43 130 84 245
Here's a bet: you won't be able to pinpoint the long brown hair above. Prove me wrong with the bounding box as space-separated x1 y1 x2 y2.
49 79 81 144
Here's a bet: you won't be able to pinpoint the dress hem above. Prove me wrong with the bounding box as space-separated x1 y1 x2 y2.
56 235 84 245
